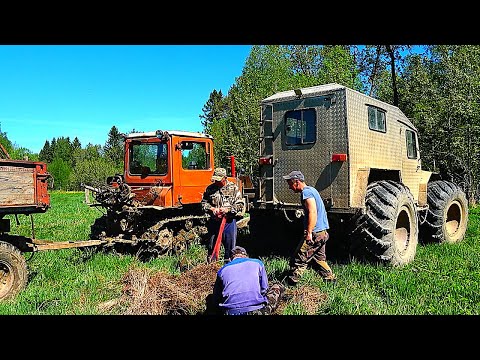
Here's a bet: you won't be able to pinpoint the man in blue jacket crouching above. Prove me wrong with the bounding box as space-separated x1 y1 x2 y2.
211 246 285 315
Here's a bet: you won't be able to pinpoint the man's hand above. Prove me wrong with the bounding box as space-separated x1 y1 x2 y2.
212 207 227 219
304 230 314 245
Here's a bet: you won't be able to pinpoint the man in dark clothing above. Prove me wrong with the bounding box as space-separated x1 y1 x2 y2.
211 246 284 315
201 167 245 263
283 170 337 286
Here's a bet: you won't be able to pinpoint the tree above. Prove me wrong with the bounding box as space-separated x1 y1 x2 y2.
71 156 119 189
72 137 81 151
48 157 72 190
10 147 37 161
0 130 14 159
104 126 124 167
54 136 73 165
39 140 53 163
200 90 227 134
353 45 413 105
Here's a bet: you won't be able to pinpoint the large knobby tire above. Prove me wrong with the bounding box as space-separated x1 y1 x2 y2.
0 241 28 301
351 180 418 267
420 180 468 244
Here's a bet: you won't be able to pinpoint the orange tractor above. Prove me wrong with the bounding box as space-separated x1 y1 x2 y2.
85 129 248 260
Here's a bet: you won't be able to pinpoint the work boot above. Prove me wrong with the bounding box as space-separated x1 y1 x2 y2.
270 282 285 299
263 282 286 314
316 261 337 282
322 272 337 282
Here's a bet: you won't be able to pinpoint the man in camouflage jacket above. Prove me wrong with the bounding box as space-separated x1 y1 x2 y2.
201 167 245 263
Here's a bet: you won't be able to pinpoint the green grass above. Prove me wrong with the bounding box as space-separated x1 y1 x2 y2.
1 191 479 315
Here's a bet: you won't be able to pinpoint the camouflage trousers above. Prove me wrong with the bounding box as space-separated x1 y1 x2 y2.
229 282 285 315
289 230 335 282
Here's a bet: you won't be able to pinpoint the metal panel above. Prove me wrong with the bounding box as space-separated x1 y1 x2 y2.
269 89 349 208
345 88 420 206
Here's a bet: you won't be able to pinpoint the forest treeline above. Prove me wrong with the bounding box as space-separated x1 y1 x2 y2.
1 45 479 204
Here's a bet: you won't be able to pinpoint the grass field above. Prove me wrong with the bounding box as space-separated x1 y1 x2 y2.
0 191 479 315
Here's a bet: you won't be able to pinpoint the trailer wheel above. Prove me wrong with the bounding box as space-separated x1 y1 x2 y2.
351 180 418 267
420 180 468 244
0 241 28 300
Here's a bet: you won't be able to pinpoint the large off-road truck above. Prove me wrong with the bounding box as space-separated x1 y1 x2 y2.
248 83 469 266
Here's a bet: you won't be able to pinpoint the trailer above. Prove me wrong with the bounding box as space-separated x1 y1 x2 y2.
0 157 111 300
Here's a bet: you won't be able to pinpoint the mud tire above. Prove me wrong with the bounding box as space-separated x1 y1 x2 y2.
420 180 468 244
0 241 28 301
351 180 418 267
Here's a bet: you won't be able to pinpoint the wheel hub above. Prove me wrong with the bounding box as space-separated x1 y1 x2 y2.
0 260 14 299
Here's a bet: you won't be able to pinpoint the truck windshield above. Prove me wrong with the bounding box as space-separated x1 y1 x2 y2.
129 143 168 175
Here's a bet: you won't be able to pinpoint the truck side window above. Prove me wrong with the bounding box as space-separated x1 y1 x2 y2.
284 108 316 145
181 141 207 170
406 129 418 159
367 105 386 133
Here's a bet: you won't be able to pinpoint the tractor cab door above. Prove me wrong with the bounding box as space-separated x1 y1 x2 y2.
171 137 214 206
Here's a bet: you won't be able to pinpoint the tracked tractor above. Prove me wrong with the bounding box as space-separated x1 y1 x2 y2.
85 129 247 260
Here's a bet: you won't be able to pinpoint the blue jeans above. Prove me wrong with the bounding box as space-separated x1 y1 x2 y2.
207 218 237 261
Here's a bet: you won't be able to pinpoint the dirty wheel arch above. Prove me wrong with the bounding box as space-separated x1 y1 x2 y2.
0 241 28 301
351 180 418 267
420 180 468 244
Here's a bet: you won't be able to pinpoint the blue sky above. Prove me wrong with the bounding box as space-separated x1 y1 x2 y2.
0 45 252 153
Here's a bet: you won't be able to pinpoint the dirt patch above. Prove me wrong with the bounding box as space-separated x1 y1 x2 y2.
117 262 222 315
277 286 328 315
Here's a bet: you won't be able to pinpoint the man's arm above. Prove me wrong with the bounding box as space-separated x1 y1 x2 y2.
212 275 224 307
202 186 221 216
259 264 269 296
201 186 213 212
230 186 246 216
219 183 246 216
304 197 317 241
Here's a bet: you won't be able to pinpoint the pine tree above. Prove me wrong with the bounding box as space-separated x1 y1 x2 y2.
39 140 53 163
104 126 124 166
200 90 226 134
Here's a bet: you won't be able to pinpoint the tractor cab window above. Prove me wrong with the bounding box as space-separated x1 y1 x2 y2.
285 108 316 145
180 141 208 170
406 129 418 159
129 142 168 175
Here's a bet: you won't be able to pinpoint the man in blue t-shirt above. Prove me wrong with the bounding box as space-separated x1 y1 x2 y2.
283 170 337 286
211 246 284 315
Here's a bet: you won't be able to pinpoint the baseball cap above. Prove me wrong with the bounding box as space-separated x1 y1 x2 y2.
282 170 305 181
211 167 227 182
230 246 248 258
